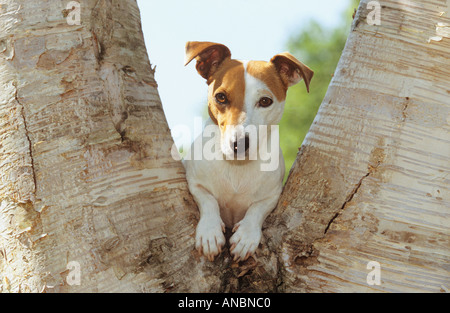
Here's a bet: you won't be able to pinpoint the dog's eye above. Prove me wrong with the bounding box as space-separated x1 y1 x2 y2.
258 97 273 107
215 93 229 105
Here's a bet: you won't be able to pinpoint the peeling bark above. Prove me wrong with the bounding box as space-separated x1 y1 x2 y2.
266 0 450 293
0 0 207 293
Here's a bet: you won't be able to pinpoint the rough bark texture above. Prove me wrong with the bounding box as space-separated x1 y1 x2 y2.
0 0 449 293
264 0 450 292
0 0 216 293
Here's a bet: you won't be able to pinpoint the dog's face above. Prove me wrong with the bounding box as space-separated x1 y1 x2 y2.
185 41 313 159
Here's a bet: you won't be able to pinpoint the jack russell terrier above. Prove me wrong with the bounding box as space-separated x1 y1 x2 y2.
183 41 313 262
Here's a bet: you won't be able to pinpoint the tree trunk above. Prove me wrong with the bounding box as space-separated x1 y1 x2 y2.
265 0 450 292
0 0 212 293
0 0 448 293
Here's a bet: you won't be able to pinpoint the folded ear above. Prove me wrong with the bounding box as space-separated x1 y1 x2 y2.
185 41 232 80
270 52 314 92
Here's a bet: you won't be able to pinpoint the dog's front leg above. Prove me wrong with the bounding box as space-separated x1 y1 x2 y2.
230 193 280 261
190 184 226 261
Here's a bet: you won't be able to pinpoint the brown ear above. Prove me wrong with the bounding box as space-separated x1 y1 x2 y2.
185 41 231 80
271 52 314 92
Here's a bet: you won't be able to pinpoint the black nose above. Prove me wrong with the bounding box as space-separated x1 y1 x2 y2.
233 135 250 155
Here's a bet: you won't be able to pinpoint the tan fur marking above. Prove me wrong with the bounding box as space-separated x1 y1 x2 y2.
246 61 287 102
208 60 246 129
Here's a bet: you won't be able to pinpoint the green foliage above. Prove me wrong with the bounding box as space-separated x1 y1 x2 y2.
280 0 360 181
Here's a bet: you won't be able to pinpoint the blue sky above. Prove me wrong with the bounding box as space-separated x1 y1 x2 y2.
136 0 350 146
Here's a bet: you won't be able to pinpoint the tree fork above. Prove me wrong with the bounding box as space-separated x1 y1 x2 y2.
1 0 449 293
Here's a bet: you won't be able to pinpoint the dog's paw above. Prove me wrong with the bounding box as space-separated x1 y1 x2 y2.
195 216 226 261
229 219 262 262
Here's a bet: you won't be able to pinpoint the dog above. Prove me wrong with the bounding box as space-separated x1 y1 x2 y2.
183 41 313 261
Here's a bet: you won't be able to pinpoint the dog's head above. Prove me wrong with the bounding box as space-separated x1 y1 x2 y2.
185 41 313 160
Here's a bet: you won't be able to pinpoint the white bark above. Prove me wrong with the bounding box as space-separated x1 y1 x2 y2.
266 0 450 292
1 0 448 293
0 0 212 293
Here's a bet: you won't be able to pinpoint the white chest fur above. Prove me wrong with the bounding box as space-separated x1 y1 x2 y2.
183 122 284 227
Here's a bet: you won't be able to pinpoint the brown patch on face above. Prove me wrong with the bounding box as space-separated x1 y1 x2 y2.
208 59 246 130
246 60 287 102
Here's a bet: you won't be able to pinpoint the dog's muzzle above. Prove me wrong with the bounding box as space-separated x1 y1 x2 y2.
232 135 250 156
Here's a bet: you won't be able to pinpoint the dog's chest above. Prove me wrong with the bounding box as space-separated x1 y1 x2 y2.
212 162 266 226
